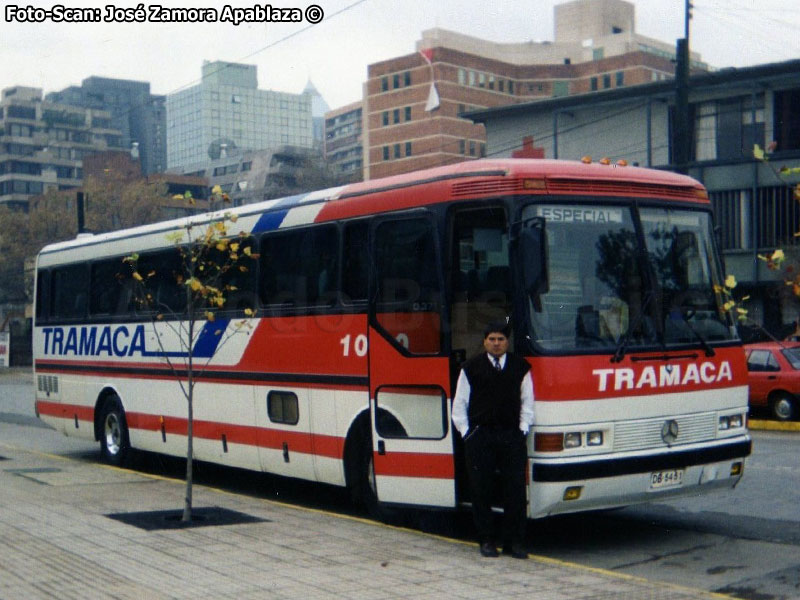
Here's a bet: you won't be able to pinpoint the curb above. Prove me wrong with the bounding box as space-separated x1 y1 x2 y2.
748 419 800 432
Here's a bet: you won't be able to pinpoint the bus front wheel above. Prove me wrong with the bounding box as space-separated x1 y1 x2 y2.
99 395 130 466
345 423 381 517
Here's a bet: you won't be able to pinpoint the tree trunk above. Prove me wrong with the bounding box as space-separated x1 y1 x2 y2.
182 315 195 522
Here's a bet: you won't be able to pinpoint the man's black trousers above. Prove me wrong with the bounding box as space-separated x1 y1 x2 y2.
464 426 527 546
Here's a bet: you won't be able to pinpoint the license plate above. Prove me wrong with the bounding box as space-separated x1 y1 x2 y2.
649 469 684 489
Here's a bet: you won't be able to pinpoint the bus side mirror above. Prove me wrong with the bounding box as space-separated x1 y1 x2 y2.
520 218 548 301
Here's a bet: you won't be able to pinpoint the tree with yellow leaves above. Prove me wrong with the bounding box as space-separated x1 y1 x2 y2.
124 186 258 522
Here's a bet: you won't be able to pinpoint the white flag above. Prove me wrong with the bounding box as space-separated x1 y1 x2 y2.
425 82 440 112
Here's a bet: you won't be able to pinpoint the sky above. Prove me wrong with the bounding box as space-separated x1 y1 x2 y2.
2 0 800 110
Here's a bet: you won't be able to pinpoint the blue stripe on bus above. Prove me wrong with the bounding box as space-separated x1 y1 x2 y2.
136 319 229 359
192 319 231 358
251 193 308 233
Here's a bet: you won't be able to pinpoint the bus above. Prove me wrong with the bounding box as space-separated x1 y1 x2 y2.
33 158 752 519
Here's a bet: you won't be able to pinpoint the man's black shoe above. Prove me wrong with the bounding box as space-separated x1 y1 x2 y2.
479 542 499 557
503 544 529 559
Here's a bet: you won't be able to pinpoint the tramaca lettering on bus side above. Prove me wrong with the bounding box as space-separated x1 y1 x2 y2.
592 361 733 392
41 325 150 357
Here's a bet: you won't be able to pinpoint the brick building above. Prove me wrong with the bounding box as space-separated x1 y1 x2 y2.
362 0 706 180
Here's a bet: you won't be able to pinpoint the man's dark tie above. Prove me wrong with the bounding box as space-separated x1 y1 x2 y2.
494 357 502 371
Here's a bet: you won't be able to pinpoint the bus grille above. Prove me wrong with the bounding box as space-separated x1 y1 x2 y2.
37 374 59 395
545 179 702 201
451 178 525 197
613 413 717 452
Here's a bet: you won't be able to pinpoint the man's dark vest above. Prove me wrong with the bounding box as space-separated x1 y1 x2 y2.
463 353 531 430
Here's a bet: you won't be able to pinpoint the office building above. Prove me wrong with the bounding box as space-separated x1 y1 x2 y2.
167 61 313 172
303 80 330 149
324 100 363 181
46 77 167 175
0 86 125 209
176 144 332 207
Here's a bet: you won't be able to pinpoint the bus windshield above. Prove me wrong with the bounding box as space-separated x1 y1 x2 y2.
522 203 736 353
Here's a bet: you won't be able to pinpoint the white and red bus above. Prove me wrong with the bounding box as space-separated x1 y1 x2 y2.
34 159 751 519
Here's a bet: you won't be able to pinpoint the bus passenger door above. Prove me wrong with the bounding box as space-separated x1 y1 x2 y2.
368 215 456 508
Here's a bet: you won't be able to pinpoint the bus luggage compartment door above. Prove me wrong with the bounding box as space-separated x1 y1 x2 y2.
368 327 455 508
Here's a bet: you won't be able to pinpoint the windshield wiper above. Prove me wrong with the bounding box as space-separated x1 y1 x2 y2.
611 290 656 363
671 309 715 357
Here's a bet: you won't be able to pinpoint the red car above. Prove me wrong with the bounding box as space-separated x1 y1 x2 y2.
745 341 800 421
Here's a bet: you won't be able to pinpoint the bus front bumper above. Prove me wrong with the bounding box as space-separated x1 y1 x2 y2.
528 437 751 519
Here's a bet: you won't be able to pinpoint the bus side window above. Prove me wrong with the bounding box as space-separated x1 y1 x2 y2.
259 225 339 309
342 220 369 305
50 264 89 320
449 207 509 356
214 235 258 313
136 250 186 315
89 258 128 318
36 270 50 322
374 217 443 354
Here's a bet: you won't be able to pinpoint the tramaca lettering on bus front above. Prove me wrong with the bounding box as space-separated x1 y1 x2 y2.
592 361 733 392
41 325 150 357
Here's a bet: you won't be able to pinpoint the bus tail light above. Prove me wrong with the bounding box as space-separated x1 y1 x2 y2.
534 432 563 452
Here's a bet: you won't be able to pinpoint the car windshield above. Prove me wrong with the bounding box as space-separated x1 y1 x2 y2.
522 203 736 353
782 347 800 369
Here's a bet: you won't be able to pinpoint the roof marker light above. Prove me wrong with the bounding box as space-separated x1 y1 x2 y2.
523 178 547 190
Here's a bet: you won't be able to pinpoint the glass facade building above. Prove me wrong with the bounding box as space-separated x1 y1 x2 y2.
166 61 313 171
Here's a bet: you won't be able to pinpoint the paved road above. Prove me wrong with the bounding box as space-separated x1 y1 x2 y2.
5 368 800 599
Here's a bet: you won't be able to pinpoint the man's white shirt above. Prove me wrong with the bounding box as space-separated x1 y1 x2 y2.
452 353 535 437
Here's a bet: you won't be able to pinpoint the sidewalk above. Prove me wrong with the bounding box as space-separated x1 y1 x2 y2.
0 439 730 599
748 418 800 432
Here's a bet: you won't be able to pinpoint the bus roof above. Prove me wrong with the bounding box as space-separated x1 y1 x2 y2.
38 158 707 258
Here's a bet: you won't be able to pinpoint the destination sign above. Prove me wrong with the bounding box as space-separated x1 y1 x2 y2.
536 205 624 224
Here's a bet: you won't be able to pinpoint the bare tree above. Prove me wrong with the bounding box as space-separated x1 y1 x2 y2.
125 187 258 522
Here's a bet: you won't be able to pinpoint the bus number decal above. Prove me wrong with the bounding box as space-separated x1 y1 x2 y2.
395 333 409 349
340 334 368 357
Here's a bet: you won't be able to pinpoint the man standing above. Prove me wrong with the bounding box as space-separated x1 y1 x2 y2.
452 321 534 559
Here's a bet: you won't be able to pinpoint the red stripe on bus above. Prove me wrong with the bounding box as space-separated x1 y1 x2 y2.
528 346 748 401
374 451 454 479
36 400 93 421
34 362 367 392
36 402 345 459
128 412 345 458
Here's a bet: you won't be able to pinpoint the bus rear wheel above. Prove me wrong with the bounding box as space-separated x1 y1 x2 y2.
99 395 130 466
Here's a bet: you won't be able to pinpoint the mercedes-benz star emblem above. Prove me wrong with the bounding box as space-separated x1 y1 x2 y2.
661 419 680 444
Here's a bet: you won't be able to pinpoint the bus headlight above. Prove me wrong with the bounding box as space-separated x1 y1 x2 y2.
586 431 604 446
719 414 745 431
564 432 582 448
